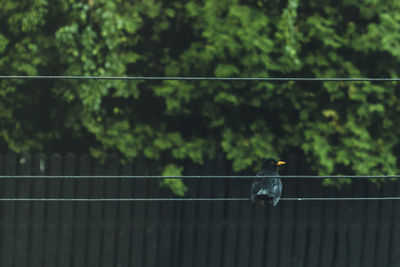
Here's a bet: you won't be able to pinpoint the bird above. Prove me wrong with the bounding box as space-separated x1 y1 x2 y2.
250 158 286 206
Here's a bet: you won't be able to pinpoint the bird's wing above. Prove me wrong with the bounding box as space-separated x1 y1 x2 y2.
272 179 283 206
271 178 282 196
250 180 264 202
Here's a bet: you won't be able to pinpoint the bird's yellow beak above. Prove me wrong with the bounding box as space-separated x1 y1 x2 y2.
276 161 286 166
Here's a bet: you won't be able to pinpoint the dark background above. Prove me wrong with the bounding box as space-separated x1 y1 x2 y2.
0 153 398 267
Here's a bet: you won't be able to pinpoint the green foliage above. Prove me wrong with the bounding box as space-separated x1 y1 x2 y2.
0 0 400 193
160 164 187 196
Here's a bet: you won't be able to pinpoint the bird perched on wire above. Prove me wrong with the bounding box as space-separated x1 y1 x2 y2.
250 158 286 206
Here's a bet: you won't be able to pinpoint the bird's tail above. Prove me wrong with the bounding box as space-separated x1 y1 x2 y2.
253 189 277 206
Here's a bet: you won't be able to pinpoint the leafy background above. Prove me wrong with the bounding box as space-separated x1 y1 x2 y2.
1 0 400 194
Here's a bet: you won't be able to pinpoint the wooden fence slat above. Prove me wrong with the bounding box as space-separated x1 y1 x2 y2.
72 154 91 267
1 154 17 267
319 185 337 267
238 224 251 266
348 181 366 267
194 162 212 267
130 157 146 267
223 169 240 267
237 178 252 267
208 155 226 267
265 197 280 267
334 185 351 267
375 181 394 267
0 153 4 267
144 162 160 267
360 182 380 267
292 179 310 267
101 155 119 267
170 186 182 267
250 175 265 267
279 177 296 267
115 160 133 267
0 153 3 248
389 180 400 266
43 154 62 267
250 220 265 267
306 181 323 267
29 154 47 267
14 154 31 267
86 159 104 267
180 164 198 267
58 154 76 267
0 152 2 192
158 179 174 267
168 164 185 267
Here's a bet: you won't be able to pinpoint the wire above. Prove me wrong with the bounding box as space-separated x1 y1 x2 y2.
281 197 400 201
0 175 398 179
0 198 248 202
1 76 400 82
0 197 399 201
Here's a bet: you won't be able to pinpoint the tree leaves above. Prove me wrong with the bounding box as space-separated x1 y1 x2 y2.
0 0 399 194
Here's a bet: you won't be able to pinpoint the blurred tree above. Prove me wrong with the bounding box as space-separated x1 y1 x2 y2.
1 0 400 192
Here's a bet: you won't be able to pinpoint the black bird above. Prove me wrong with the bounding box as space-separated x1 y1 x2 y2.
250 158 286 206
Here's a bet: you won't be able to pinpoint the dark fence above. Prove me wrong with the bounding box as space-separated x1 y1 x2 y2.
0 153 399 267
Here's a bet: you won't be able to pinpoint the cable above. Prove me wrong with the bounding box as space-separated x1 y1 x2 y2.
281 197 400 201
0 175 398 179
1 76 400 82
0 198 248 202
0 197 399 201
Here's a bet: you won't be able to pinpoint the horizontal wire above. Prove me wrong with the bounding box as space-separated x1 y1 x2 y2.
0 197 399 201
0 175 398 179
281 197 400 201
0 198 248 202
1 76 400 82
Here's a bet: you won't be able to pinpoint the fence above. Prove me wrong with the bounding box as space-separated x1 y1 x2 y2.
0 153 399 267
